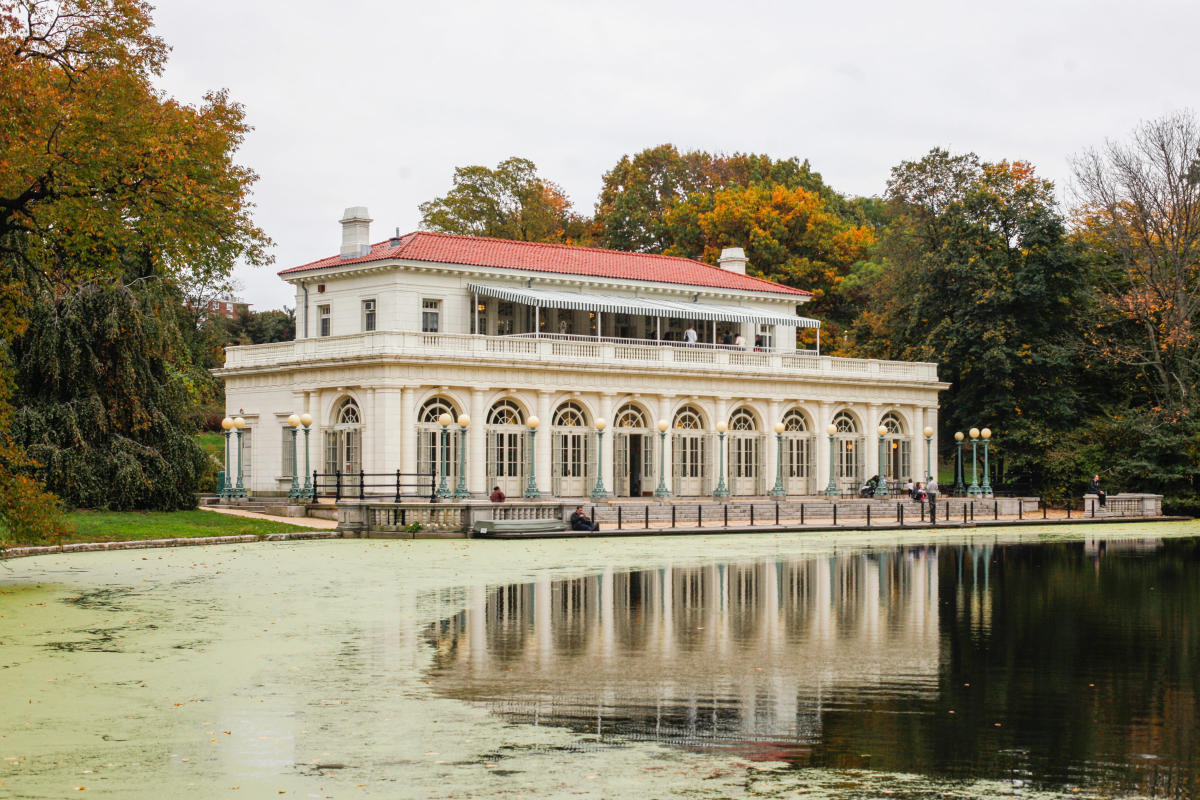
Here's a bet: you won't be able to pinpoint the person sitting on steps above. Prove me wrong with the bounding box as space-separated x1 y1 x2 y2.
570 505 599 532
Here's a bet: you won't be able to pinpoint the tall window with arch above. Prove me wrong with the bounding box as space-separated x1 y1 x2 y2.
727 407 762 496
879 411 910 483
833 411 861 486
782 408 813 495
551 401 591 497
486 399 527 497
417 397 461 489
324 398 362 476
671 405 709 496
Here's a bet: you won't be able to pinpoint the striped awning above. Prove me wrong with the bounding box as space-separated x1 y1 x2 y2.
466 282 819 328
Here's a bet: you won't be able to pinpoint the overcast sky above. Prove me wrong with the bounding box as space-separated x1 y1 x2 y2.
152 0 1195 310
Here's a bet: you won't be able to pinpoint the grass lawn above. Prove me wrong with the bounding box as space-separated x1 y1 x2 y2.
56 509 319 544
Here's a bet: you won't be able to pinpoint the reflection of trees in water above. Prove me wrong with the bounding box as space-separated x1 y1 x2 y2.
420 539 1200 796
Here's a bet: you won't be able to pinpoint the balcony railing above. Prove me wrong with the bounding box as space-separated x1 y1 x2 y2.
218 331 941 382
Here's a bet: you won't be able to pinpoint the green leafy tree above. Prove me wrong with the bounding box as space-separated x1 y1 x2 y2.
419 157 590 244
850 150 1091 491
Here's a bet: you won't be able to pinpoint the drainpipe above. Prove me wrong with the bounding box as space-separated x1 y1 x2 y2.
302 281 310 338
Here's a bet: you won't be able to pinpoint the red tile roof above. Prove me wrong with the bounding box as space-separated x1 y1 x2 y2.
278 231 811 297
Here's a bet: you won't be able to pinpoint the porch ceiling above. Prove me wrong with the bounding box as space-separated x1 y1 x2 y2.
466 282 820 328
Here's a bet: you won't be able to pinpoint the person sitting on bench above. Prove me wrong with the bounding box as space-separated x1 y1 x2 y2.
570 506 599 531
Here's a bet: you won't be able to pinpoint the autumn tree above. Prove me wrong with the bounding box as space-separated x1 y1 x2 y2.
419 157 590 244
0 1 270 540
849 150 1090 491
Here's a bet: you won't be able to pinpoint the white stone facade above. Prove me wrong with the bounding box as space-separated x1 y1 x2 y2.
217 214 948 499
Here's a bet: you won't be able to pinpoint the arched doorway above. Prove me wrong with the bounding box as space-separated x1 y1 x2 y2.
325 397 363 476
833 411 862 491
879 411 910 485
551 401 591 497
782 408 814 496
671 406 709 496
727 407 762 496
486 399 527 498
614 403 654 497
416 397 461 490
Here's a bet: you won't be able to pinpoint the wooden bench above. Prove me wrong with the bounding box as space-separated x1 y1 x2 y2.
471 518 569 538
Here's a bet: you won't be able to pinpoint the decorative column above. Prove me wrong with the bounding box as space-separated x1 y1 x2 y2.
654 419 671 498
591 417 609 499
524 415 541 499
437 413 452 499
713 421 730 498
453 414 471 499
769 421 786 497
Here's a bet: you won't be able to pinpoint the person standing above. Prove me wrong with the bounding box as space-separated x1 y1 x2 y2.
926 475 938 523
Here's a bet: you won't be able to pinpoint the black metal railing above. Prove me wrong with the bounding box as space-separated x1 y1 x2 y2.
311 470 437 502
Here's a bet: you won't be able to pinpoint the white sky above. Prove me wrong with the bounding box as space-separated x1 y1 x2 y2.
152 0 1196 310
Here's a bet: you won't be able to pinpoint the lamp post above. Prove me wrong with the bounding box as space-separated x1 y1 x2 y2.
286 414 301 499
220 416 234 498
953 431 965 493
923 426 934 483
824 423 838 497
967 427 981 496
300 413 313 500
713 420 730 498
591 417 609 499
769 421 786 498
437 413 452 499
654 419 671 498
875 425 890 497
232 416 247 498
453 414 471 499
981 427 993 496
524 415 541 499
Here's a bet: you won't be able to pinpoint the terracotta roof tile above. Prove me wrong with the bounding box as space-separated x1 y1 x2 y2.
278 231 811 297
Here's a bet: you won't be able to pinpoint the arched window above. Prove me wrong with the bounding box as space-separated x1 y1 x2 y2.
486 399 527 493
417 397 461 489
552 401 590 495
553 401 588 428
324 397 362 475
673 406 704 430
615 403 648 429
729 408 758 431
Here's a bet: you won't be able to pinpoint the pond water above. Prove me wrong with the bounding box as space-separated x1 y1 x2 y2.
2 523 1198 799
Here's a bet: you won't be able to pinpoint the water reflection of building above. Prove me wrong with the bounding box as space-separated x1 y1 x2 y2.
424 549 939 754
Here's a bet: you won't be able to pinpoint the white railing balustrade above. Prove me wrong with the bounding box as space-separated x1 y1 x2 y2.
220 331 940 381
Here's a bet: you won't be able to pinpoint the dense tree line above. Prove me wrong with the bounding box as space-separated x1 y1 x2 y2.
422 121 1200 510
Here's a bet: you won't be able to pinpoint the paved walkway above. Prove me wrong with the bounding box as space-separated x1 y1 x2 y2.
199 505 339 530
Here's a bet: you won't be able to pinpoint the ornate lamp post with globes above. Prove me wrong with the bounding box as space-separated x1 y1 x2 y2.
953 431 966 493
453 414 472 499
591 417 609 499
875 425 890 497
923 426 934 482
824 423 838 497
231 416 248 498
981 427 993 496
967 427 982 496
436 413 452 499
769 421 786 498
524 415 541 499
654 419 671 498
713 420 730 499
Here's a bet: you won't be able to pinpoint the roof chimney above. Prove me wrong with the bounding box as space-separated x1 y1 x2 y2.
339 206 373 259
718 247 747 275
